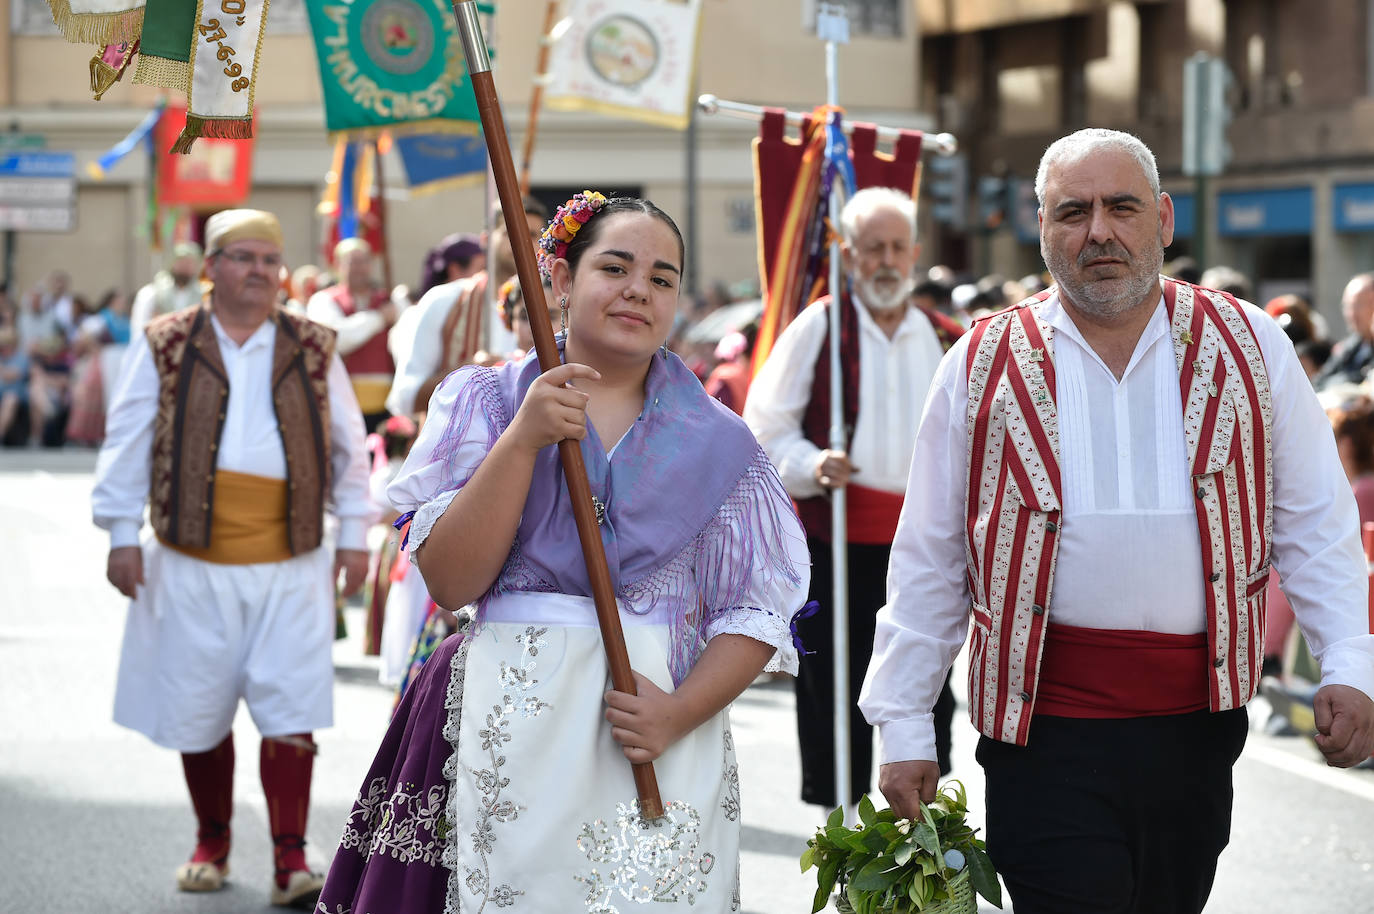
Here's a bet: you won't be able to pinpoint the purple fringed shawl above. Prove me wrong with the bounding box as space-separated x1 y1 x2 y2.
423 340 801 683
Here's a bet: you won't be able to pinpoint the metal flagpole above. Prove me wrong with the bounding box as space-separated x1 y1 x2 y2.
820 6 852 826
696 94 959 157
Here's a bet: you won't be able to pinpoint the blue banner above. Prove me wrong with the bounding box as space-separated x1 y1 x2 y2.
394 133 487 195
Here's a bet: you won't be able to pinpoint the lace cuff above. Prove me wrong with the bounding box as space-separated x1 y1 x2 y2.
408 489 460 562
706 606 798 676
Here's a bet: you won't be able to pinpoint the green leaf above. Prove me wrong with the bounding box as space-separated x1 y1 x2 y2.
967 847 1003 908
812 856 840 913
800 846 815 873
893 841 916 867
861 828 890 854
828 805 846 828
912 819 941 856
858 794 877 826
851 856 898 892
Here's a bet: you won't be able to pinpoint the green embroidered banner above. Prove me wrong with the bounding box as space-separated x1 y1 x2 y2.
306 0 491 139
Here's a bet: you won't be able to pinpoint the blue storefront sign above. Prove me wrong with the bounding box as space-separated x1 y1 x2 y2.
1217 187 1312 236
0 152 75 178
1169 192 1194 239
1334 183 1374 232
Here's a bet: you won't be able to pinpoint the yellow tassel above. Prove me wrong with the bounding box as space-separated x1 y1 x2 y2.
170 115 254 154
46 0 143 47
89 55 120 101
133 54 190 94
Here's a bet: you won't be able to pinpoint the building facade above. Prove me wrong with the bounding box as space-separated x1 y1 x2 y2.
918 0 1374 323
0 0 927 304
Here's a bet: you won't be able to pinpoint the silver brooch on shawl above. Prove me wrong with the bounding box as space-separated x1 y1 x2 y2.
591 495 607 526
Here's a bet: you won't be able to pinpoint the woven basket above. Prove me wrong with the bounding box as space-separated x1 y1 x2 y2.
833 867 976 914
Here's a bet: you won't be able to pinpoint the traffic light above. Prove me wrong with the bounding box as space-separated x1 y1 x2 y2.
977 175 1009 231
1183 53 1233 177
924 153 967 230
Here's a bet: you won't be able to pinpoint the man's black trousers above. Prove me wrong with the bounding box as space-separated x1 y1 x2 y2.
793 538 955 807
978 707 1248 914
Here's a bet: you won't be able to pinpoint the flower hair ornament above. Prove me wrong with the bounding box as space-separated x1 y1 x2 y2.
497 277 520 331
537 190 609 281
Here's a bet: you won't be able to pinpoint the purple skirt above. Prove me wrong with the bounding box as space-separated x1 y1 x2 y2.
318 633 466 914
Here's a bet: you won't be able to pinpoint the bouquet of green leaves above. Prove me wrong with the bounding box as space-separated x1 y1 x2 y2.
800 781 1001 913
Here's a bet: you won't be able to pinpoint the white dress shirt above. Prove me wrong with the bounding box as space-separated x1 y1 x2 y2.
744 295 947 499
306 286 390 357
385 275 491 417
92 314 374 552
129 276 204 338
860 291 1374 764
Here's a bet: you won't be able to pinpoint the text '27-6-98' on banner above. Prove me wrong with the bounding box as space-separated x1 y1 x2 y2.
544 0 703 130
306 0 493 140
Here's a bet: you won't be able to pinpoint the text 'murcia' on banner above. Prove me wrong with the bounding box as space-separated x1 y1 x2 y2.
306 0 494 140
544 0 703 131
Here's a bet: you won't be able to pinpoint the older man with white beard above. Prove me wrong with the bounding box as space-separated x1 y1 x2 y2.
746 186 965 808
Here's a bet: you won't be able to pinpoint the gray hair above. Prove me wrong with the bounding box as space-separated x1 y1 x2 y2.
840 186 916 244
1034 128 1160 205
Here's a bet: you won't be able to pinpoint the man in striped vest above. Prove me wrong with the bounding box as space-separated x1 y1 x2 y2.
860 128 1374 913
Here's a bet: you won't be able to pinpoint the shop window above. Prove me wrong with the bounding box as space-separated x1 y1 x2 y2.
803 0 905 39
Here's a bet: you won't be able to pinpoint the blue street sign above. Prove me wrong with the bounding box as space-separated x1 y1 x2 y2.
0 152 76 178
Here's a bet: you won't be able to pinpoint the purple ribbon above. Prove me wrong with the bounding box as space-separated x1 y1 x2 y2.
394 510 415 550
790 600 820 656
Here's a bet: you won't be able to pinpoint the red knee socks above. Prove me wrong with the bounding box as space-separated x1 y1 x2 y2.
260 733 316 889
181 733 235 866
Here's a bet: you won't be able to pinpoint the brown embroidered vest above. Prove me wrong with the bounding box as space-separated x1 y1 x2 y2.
145 304 337 555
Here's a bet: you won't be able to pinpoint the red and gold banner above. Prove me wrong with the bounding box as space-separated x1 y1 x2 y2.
156 103 255 207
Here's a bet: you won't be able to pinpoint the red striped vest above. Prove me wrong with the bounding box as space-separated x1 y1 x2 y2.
963 278 1274 746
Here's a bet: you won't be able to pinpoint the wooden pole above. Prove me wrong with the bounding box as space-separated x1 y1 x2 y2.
519 0 560 195
372 138 394 294
449 0 664 820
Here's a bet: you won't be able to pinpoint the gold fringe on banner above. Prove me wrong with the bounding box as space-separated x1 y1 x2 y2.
170 114 253 155
46 0 144 47
133 53 189 94
325 118 482 146
404 171 487 199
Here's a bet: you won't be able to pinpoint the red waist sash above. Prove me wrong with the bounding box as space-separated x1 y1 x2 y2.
1034 623 1211 719
794 483 905 544
845 484 905 544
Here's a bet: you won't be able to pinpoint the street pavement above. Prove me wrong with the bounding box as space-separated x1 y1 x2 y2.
2 448 1373 912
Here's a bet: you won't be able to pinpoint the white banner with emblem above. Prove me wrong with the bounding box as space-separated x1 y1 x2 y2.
544 0 703 130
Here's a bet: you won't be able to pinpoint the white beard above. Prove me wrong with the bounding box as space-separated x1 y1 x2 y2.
858 274 914 312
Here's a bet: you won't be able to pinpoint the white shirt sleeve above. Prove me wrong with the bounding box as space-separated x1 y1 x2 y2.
858 336 974 765
387 367 502 555
386 283 457 417
1251 305 1374 700
91 333 159 548
743 302 829 499
325 352 377 550
129 284 157 339
307 289 386 357
700 457 812 675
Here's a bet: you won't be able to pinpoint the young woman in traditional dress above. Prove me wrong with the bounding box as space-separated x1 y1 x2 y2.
316 193 810 913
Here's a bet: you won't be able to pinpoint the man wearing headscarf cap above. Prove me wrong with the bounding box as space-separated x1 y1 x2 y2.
307 237 399 429
130 240 206 337
92 208 374 908
386 194 548 417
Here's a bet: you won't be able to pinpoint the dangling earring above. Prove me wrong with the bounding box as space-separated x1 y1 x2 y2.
560 297 569 334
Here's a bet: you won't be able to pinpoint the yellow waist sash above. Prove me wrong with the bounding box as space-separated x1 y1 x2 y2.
160 469 292 565
351 376 391 416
